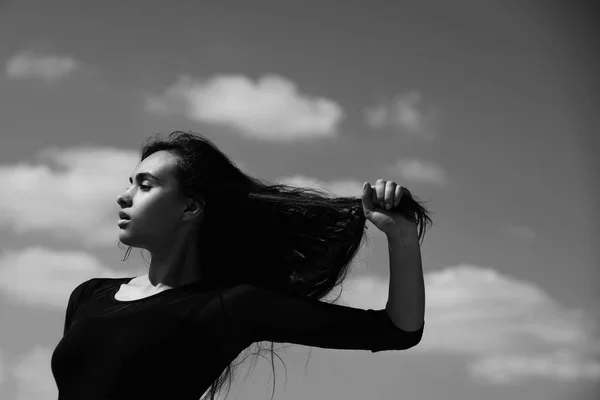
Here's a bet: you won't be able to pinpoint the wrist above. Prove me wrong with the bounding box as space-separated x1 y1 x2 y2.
386 228 419 244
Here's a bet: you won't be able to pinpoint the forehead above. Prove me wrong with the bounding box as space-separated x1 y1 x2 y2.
132 151 177 179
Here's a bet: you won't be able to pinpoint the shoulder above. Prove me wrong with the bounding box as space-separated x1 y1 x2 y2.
67 278 97 300
64 278 94 313
69 278 93 296
68 277 130 302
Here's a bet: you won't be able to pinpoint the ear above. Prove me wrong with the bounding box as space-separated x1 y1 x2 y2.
184 198 205 220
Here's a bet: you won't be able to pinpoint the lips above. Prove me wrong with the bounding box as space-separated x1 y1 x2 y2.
118 211 131 220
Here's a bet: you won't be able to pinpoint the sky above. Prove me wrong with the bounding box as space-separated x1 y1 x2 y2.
0 0 598 399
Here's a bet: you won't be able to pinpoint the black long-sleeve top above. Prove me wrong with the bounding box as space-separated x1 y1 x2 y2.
51 277 424 400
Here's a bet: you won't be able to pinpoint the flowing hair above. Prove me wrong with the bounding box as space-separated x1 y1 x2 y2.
119 131 433 400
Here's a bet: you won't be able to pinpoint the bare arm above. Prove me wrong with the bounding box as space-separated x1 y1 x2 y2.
385 228 425 332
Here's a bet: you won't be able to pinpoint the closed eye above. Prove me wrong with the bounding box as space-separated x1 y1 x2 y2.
126 184 151 191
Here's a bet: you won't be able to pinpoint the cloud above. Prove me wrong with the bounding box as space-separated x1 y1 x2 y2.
0 146 139 247
5 50 78 81
338 264 600 384
146 74 344 141
0 247 126 308
364 92 436 140
469 350 600 384
385 158 449 185
276 175 365 198
11 346 57 400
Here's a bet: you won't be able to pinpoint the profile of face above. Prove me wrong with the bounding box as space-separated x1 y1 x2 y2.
116 150 204 251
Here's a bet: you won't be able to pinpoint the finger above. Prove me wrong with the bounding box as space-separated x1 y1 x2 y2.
371 180 380 207
361 182 374 212
394 185 403 208
385 181 397 210
373 179 386 208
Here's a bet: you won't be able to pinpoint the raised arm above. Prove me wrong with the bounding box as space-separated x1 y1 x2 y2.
384 226 425 332
218 179 426 353
362 180 426 332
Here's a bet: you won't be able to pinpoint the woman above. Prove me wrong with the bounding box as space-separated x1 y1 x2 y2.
51 131 431 400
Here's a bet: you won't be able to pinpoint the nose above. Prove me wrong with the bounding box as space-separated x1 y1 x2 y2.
116 191 130 208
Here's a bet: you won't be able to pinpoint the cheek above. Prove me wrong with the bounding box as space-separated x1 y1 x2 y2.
143 198 179 227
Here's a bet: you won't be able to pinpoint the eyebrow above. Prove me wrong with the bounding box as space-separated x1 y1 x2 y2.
129 172 160 184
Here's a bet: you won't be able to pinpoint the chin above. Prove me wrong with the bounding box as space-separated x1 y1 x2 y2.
117 232 136 247
118 234 150 251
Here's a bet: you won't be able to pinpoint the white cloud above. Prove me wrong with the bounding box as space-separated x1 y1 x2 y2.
5 50 78 81
0 247 128 308
469 349 600 384
276 175 364 198
385 158 448 185
419 265 596 354
146 74 344 141
0 146 139 247
11 346 57 400
364 91 436 139
338 264 600 384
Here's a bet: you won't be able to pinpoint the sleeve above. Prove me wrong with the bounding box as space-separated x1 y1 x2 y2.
62 279 92 336
220 284 424 353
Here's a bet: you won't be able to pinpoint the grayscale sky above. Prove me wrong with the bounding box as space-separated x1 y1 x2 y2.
0 1 598 399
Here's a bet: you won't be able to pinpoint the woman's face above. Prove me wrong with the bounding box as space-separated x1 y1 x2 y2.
116 150 200 251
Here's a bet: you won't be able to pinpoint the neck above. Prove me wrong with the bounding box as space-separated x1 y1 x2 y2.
147 233 203 289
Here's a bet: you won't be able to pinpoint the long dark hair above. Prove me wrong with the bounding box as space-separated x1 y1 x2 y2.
119 131 433 400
